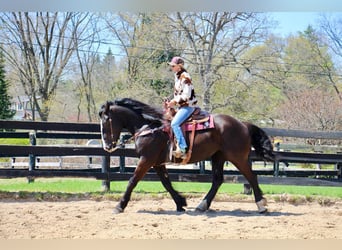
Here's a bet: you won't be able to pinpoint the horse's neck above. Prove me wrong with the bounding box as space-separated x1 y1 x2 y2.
124 109 146 134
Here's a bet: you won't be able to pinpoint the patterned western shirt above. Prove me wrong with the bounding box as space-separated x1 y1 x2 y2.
173 69 197 107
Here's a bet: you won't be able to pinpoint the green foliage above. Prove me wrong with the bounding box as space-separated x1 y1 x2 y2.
211 39 285 123
212 28 341 128
149 79 173 96
0 48 15 121
151 49 180 66
147 50 177 97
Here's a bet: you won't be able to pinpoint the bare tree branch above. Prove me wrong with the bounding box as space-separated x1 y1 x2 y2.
0 12 90 121
173 12 269 112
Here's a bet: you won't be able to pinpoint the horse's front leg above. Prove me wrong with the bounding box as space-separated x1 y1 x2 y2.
154 165 187 212
113 157 151 214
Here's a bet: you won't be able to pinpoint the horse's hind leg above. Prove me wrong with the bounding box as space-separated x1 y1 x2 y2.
196 152 225 212
234 158 267 213
154 165 187 212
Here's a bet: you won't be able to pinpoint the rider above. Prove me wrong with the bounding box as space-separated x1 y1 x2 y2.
167 56 198 159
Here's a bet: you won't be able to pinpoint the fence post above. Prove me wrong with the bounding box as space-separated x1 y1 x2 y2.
273 142 280 177
199 161 205 174
101 155 111 191
337 152 342 180
28 131 36 183
119 134 128 173
273 160 279 177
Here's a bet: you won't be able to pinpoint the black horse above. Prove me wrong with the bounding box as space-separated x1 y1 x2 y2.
99 98 274 214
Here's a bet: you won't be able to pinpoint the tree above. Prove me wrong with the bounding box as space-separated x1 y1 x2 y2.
104 13 177 104
74 14 102 122
317 14 342 101
319 14 342 59
93 48 121 98
105 13 156 83
295 26 341 100
278 88 342 132
0 48 15 120
0 12 90 121
169 12 271 111
212 35 286 123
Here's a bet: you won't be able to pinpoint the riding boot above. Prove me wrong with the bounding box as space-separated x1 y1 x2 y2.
172 145 187 159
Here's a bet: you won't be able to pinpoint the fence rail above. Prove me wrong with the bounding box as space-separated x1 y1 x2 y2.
1 120 341 190
263 127 342 139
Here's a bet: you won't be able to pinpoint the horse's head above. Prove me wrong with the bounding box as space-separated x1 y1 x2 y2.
99 101 121 152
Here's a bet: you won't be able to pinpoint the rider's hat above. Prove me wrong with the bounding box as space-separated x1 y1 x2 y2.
167 56 184 67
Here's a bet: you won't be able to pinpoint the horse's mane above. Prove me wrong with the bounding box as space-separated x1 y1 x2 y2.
112 98 164 125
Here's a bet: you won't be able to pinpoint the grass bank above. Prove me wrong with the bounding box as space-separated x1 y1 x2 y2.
0 178 341 204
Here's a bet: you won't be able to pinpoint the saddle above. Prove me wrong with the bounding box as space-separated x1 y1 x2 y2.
187 107 209 121
182 108 214 132
163 105 215 164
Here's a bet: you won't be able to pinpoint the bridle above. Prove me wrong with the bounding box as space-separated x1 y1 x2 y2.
103 118 132 152
101 117 122 153
101 103 169 152
108 118 115 141
109 117 129 149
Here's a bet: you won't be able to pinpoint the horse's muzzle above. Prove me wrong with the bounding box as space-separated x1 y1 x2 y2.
103 142 117 153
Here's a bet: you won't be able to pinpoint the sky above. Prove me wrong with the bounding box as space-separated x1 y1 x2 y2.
271 12 321 36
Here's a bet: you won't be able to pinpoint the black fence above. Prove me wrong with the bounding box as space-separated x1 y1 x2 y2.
0 120 341 190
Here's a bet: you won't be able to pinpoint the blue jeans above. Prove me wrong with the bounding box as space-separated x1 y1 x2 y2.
171 106 195 151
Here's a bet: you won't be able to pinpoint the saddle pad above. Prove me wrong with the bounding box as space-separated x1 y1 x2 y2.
182 115 214 132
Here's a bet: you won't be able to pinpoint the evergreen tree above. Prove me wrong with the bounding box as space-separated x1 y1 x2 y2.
102 48 115 71
0 49 15 120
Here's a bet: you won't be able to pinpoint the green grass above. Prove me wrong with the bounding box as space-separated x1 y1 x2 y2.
0 178 341 200
0 138 30 162
0 138 30 145
0 178 102 193
261 184 342 198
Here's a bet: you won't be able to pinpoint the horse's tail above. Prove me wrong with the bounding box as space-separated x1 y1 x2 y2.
244 122 275 162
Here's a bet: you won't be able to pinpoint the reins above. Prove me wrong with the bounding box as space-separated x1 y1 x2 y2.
134 125 165 138
107 122 165 152
106 118 135 152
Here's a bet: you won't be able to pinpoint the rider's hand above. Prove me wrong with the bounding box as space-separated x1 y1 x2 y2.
167 100 176 108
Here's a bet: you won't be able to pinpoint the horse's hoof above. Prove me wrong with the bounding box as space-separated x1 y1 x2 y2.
195 199 208 212
112 206 124 214
180 197 187 207
177 207 186 212
259 208 268 214
256 198 267 214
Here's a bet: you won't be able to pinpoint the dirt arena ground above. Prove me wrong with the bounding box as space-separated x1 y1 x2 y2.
0 197 341 239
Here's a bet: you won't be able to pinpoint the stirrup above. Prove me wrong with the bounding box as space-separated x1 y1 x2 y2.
172 148 187 159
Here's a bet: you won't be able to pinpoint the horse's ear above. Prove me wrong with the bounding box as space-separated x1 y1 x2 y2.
98 107 103 118
99 101 111 118
104 101 111 114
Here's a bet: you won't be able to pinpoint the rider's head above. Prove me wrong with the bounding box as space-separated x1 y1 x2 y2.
168 56 184 73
